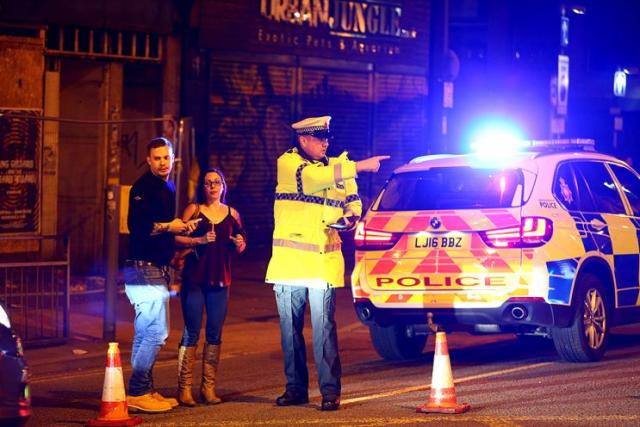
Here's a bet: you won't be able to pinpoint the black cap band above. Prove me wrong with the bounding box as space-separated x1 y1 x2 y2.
299 129 332 140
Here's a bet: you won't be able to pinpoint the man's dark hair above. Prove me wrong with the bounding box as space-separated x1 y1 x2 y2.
147 137 174 155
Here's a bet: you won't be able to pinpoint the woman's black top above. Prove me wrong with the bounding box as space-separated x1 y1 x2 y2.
182 206 246 288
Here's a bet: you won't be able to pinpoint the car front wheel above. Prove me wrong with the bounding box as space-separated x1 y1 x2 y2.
551 273 609 362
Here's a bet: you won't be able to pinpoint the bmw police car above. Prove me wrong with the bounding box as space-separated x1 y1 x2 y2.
351 139 640 362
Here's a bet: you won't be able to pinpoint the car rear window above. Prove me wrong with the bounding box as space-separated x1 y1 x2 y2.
376 167 524 211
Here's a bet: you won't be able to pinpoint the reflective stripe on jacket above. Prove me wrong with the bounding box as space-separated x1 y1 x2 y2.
266 148 362 288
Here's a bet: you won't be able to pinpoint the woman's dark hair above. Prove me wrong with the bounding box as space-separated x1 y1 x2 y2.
196 167 227 204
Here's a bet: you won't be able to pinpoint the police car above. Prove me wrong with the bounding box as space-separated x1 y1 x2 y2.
351 139 640 362
0 302 31 426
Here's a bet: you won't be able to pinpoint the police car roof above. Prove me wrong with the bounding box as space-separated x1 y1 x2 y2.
399 150 623 174
399 152 538 173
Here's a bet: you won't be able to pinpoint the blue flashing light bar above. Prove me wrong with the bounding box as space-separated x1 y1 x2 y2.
470 137 595 160
521 138 595 151
466 119 526 158
469 132 526 157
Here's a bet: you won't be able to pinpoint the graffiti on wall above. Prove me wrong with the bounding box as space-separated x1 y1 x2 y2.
208 61 429 244
208 63 297 242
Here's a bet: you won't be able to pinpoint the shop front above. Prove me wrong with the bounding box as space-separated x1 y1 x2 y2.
194 0 432 243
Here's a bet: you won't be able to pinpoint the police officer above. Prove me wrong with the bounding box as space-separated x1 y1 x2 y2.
266 116 389 411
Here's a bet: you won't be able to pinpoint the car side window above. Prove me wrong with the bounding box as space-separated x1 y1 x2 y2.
573 161 626 214
609 163 640 216
553 163 579 211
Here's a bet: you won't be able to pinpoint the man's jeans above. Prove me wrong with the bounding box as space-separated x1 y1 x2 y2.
274 284 341 399
124 264 170 396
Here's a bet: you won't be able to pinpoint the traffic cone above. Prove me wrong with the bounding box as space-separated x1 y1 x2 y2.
87 342 143 426
416 331 470 414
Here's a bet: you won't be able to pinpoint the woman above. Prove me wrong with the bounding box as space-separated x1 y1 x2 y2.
175 167 246 406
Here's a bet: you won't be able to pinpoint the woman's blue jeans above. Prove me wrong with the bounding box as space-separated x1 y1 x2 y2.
180 284 229 347
273 284 341 399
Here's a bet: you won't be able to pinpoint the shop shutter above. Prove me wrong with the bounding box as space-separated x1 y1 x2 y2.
299 68 374 202
372 72 429 193
207 61 428 244
208 59 295 244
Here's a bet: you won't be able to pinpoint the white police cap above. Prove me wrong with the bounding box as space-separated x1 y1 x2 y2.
291 116 332 138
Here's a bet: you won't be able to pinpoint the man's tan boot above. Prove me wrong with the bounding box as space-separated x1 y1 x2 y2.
152 391 179 408
201 343 222 404
177 345 197 407
127 393 172 413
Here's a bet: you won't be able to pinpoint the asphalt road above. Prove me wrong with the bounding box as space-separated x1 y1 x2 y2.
25 256 640 427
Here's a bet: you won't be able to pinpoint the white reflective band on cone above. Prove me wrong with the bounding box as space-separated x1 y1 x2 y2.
431 354 455 389
101 367 126 402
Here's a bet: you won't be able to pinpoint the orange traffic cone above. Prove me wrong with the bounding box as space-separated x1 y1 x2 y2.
416 331 470 414
87 342 143 427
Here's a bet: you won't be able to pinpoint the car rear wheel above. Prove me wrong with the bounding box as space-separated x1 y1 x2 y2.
369 324 427 361
551 273 609 362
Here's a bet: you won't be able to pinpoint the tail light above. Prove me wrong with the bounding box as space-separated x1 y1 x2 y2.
479 217 553 248
354 221 402 251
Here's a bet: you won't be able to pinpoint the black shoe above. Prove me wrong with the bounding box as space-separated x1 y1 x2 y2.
276 390 309 406
321 396 340 411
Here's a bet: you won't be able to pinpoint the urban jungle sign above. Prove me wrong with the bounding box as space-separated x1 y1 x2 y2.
260 0 411 39
201 0 429 65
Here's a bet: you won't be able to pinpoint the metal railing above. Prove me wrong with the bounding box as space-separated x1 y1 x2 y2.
0 235 70 346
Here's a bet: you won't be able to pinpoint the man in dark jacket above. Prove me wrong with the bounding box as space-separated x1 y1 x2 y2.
124 137 199 413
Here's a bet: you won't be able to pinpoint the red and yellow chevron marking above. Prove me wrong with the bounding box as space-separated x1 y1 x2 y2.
366 282 531 308
481 209 520 228
412 250 438 274
365 210 519 234
354 208 544 308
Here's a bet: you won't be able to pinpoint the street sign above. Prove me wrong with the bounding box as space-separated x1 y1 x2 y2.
614 116 623 131
560 16 569 47
443 81 454 108
550 76 558 107
614 70 627 97
557 54 569 116
551 116 565 135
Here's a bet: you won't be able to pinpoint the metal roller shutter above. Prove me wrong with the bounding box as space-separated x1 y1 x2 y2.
208 59 295 244
372 72 429 194
207 60 429 244
299 68 374 203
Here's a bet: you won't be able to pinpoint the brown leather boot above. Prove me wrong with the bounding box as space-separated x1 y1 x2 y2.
177 346 197 407
201 343 222 404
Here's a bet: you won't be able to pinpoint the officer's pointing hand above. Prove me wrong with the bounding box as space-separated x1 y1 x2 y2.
356 155 391 173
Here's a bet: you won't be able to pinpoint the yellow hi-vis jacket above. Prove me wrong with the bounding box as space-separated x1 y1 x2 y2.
266 148 362 288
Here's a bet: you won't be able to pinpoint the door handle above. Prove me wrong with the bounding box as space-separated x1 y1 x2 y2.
589 218 607 231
